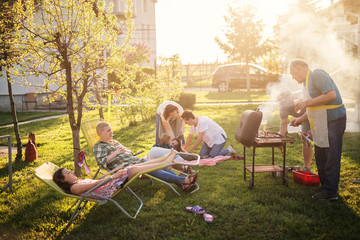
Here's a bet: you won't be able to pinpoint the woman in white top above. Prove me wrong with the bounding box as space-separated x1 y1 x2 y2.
181 110 235 158
155 100 185 144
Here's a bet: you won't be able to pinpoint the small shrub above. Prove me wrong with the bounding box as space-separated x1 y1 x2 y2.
176 92 196 109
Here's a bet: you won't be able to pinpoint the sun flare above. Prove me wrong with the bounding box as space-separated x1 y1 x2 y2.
156 0 295 63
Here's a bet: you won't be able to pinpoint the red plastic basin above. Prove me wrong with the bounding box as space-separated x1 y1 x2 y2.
292 170 320 186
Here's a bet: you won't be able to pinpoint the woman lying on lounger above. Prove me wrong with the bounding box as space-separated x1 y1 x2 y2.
53 149 198 197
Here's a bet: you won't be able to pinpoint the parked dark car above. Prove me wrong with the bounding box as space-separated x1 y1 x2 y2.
211 63 280 92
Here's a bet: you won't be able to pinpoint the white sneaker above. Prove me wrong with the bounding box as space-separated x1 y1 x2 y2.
228 144 237 155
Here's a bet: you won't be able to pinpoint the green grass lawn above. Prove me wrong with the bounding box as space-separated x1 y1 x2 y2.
0 105 359 240
184 78 212 88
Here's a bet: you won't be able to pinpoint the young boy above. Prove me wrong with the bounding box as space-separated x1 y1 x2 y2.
181 110 236 158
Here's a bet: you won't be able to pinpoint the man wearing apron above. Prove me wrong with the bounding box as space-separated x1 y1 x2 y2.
289 59 346 200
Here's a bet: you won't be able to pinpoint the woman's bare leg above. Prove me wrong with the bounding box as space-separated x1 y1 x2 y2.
303 143 313 169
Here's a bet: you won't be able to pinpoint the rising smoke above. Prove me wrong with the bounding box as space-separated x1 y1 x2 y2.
259 4 359 124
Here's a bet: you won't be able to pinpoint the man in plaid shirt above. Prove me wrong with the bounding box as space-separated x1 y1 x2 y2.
93 122 198 192
93 139 146 170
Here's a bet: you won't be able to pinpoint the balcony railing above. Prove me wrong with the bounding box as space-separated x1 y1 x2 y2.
113 0 136 17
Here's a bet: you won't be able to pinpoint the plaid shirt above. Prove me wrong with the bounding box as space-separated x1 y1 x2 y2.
93 140 146 170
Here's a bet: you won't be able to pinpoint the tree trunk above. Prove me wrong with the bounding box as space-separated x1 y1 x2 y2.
5 62 22 162
94 78 104 119
64 61 82 176
246 59 250 92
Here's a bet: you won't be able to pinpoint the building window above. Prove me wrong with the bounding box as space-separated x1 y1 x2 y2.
143 0 147 13
146 24 150 42
132 0 137 16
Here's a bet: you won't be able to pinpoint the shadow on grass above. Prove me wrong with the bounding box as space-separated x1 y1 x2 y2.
61 168 360 240
1 184 75 239
62 180 176 239
0 160 29 180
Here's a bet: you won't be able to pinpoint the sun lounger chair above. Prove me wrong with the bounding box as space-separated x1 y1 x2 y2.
80 118 103 177
80 119 200 195
34 161 175 231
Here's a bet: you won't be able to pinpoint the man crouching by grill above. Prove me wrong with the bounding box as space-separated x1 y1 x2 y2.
289 59 346 201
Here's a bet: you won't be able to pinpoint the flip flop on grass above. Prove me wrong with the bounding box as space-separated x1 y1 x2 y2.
185 205 205 215
203 212 214 223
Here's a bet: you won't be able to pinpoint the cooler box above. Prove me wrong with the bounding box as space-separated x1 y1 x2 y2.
235 109 262 148
292 170 320 186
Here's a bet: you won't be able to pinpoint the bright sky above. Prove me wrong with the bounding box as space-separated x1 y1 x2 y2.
155 0 332 64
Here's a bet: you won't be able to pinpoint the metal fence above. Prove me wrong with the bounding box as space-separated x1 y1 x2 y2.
181 63 221 83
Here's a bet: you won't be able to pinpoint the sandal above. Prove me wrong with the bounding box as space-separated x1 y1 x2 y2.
182 183 196 192
203 211 214 223
187 171 198 185
184 166 194 174
185 205 205 214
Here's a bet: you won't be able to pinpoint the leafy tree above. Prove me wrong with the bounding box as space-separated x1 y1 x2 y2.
0 0 23 162
156 54 183 102
11 0 134 176
215 5 269 91
111 54 183 127
108 41 151 93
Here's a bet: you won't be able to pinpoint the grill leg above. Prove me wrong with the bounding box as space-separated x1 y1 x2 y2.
243 145 246 181
251 146 255 189
282 143 287 186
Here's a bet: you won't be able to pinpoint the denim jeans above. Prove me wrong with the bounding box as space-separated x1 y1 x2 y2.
155 113 185 145
148 168 185 188
314 115 346 194
199 134 229 158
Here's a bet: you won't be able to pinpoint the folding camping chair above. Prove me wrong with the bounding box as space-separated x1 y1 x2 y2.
34 161 173 230
80 119 200 195
80 118 103 177
80 119 145 178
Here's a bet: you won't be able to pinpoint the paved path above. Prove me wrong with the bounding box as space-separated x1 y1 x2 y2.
0 114 67 129
0 146 25 158
0 114 67 157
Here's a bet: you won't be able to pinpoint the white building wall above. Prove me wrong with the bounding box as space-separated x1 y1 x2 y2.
105 0 157 68
0 72 57 111
133 0 157 68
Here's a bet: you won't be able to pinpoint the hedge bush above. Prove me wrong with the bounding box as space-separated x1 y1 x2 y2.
177 92 196 109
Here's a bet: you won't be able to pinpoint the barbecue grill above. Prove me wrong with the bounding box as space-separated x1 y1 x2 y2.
235 109 295 188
